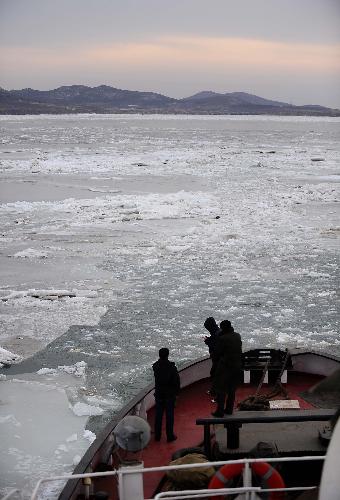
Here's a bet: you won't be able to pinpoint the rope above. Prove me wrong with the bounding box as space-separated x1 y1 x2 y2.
238 350 290 411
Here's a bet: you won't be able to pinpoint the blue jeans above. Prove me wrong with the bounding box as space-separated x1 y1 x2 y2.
154 397 175 440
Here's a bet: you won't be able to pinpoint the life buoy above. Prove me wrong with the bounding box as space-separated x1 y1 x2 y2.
208 463 244 500
208 462 285 500
252 461 285 498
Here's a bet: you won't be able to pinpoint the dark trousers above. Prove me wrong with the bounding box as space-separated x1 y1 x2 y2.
216 385 236 415
154 397 175 440
209 364 216 396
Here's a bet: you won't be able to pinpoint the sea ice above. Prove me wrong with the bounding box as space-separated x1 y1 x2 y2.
0 372 89 498
83 430 96 443
58 361 87 378
72 455 81 466
71 402 104 417
13 248 49 259
56 444 68 453
37 368 57 375
1 113 339 499
0 347 21 367
66 433 78 442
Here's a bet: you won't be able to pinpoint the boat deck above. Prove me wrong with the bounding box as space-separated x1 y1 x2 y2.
143 372 328 498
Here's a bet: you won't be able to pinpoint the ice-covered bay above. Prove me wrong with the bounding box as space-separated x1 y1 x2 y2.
0 114 339 497
0 369 98 498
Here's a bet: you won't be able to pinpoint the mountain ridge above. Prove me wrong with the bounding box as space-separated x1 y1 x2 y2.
0 85 339 116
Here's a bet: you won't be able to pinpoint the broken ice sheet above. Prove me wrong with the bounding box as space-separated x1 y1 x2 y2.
0 371 92 497
0 346 21 367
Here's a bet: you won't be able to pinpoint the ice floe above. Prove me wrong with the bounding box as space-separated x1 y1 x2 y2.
71 402 104 417
37 361 87 378
66 433 78 443
59 361 87 378
1 289 99 302
13 248 49 259
72 455 81 466
83 430 96 443
0 372 91 497
1 190 218 229
0 347 21 367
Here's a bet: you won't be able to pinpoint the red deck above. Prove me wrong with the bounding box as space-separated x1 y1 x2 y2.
143 372 322 498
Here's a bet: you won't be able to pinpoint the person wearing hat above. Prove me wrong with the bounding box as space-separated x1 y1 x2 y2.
203 316 221 357
153 347 180 442
211 320 242 416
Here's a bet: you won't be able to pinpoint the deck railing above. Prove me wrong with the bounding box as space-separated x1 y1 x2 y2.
24 454 325 500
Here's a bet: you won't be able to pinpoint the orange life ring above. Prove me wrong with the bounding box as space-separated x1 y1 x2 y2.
208 462 285 500
251 462 285 499
208 463 244 500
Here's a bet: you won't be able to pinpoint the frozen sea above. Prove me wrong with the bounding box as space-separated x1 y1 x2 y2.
0 114 339 497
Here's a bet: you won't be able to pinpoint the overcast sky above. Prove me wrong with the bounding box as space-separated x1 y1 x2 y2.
1 0 340 107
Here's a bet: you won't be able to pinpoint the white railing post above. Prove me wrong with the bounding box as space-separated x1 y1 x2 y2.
118 462 144 500
243 461 252 500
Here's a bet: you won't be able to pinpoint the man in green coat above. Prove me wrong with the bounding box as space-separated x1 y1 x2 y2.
211 320 242 416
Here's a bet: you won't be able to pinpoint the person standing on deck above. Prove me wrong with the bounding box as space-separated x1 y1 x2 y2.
153 347 180 442
204 317 221 358
211 320 242 416
204 317 222 396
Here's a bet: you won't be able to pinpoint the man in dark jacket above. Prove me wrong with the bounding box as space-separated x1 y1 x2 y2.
153 347 180 442
211 320 242 416
203 317 221 357
204 317 222 397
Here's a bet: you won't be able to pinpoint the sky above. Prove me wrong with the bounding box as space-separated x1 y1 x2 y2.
1 0 340 108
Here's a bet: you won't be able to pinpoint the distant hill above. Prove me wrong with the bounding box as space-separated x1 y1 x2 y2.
179 91 339 115
0 85 176 114
182 91 288 107
0 85 339 116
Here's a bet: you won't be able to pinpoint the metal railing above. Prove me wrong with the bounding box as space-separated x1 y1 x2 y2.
21 455 325 500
